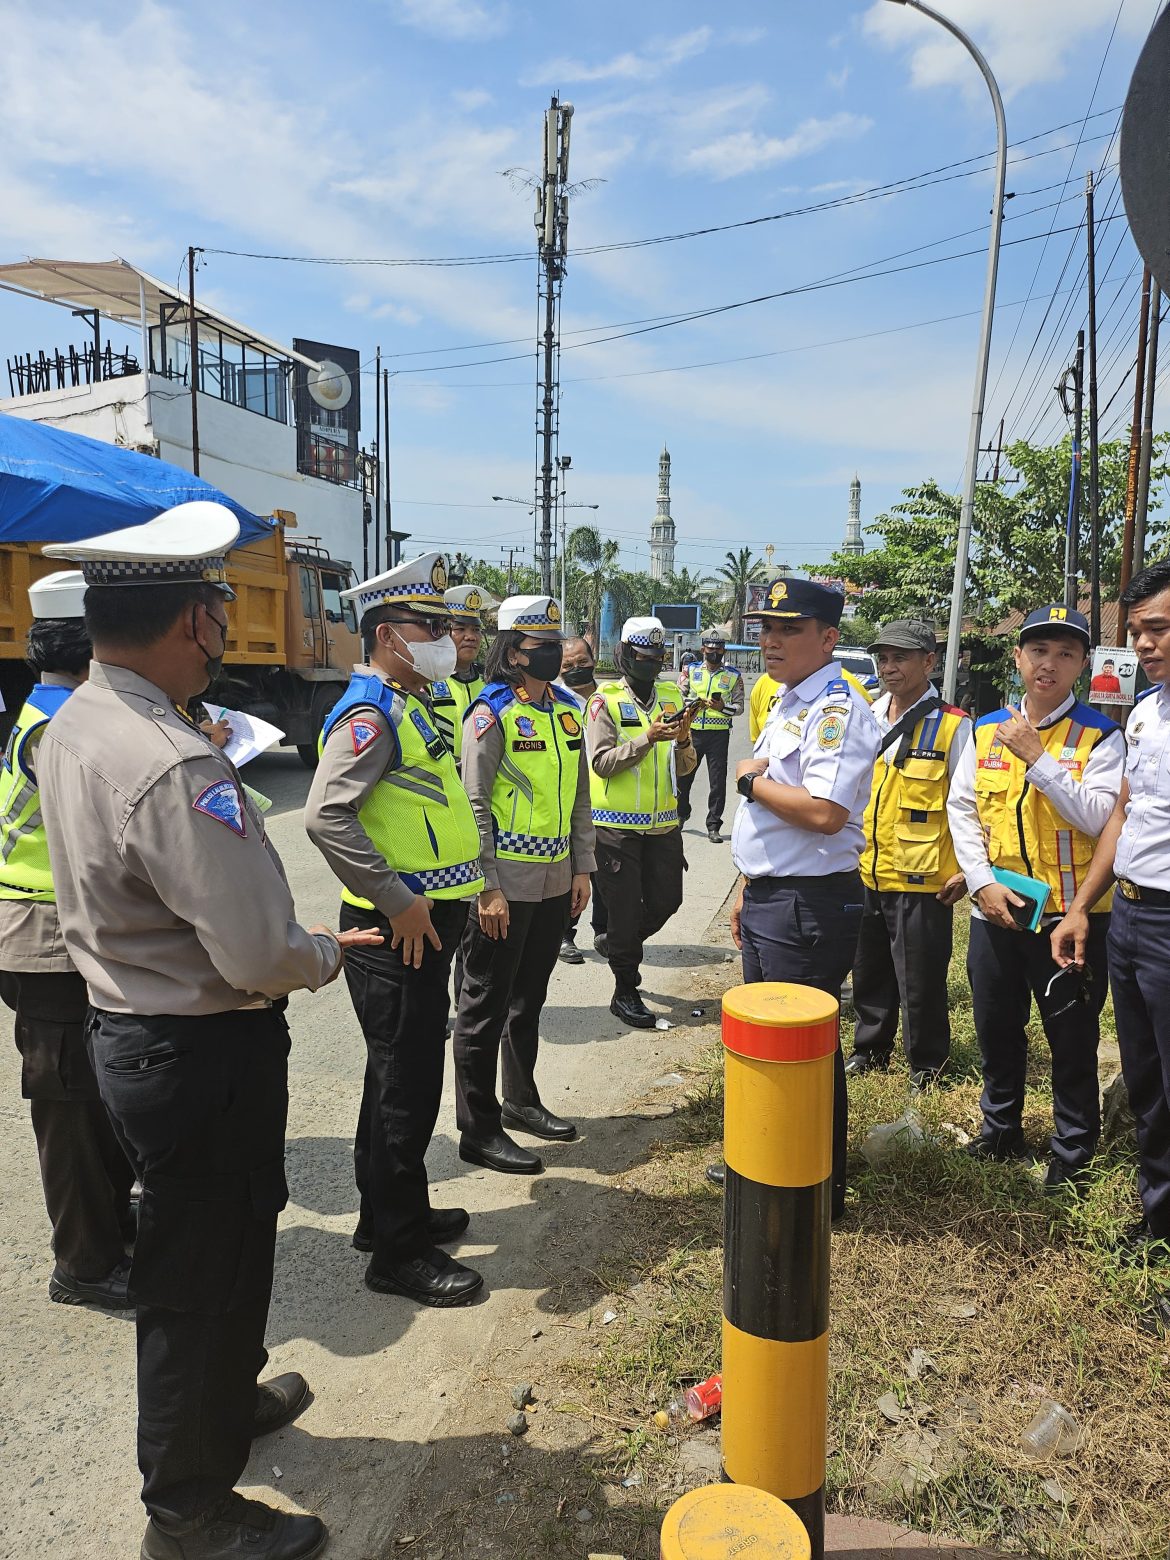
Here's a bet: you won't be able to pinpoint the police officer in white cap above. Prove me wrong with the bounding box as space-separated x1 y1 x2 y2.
452 595 595 1171
0 571 135 1311
36 502 382 1560
305 553 485 1308
586 616 695 1026
429 583 490 769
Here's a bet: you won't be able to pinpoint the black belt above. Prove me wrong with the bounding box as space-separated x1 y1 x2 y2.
1117 878 1170 907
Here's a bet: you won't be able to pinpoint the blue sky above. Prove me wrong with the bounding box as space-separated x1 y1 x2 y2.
0 0 1163 580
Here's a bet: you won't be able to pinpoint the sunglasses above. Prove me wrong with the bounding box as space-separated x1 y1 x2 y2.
1043 963 1094 1019
388 614 452 639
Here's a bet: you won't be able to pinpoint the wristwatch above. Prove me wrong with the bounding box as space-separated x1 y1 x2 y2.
737 772 758 802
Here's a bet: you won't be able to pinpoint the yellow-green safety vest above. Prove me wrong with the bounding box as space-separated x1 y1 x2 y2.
430 671 484 767
474 680 582 866
860 700 969 893
320 672 484 905
972 701 1119 915
0 684 74 903
588 679 684 830
688 664 740 731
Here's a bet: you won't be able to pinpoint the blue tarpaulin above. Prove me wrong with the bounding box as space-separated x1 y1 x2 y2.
0 412 273 545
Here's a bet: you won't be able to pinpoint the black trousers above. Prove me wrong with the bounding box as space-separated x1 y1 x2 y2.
739 873 864 1218
595 827 685 988
1107 894 1170 1237
0 967 133 1279
453 892 570 1138
967 915 1109 1167
677 728 731 831
89 1005 291 1525
565 873 608 941
341 898 467 1263
851 888 953 1075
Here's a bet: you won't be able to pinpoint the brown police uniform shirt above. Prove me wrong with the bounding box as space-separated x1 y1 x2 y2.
37 661 341 1015
586 675 697 836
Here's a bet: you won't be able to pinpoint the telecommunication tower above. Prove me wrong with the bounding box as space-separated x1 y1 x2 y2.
534 96 573 593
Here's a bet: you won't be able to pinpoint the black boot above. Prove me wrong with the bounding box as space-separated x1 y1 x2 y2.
141 1495 326 1560
49 1254 133 1311
610 986 657 1029
365 1245 484 1307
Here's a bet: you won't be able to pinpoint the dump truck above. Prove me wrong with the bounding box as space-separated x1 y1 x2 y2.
0 514 361 764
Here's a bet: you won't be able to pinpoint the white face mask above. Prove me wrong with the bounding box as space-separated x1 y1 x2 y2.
392 628 458 683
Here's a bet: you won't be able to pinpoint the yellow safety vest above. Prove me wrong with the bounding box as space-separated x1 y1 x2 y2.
860 701 969 893
320 672 484 906
972 702 1119 915
688 664 740 731
0 685 74 903
474 680 582 866
751 669 873 742
589 679 684 830
430 671 484 767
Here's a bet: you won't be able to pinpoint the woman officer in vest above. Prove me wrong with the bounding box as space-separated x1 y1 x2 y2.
452 595 596 1173
429 584 489 771
947 606 1125 1189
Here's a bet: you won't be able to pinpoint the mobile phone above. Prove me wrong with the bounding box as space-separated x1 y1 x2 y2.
1006 896 1036 930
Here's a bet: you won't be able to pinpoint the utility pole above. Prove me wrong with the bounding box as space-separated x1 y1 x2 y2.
1086 171 1102 645
374 346 382 575
1135 283 1162 574
188 245 202 475
534 96 573 595
383 366 393 566
1119 266 1152 601
991 417 1005 482
500 544 526 595
1060 333 1085 611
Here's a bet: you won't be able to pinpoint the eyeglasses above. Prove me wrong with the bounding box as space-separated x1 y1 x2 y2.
1043 963 1094 1019
388 614 452 639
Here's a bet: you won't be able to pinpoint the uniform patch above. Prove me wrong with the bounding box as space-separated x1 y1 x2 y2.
588 695 606 721
516 714 538 738
512 739 547 752
349 716 380 755
558 711 582 737
782 719 803 736
430 680 451 701
821 703 850 716
909 748 944 761
192 779 246 837
472 710 496 740
410 708 440 745
618 702 638 721
817 714 845 751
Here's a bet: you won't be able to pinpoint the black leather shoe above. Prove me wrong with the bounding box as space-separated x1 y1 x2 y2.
364 1245 484 1307
593 933 611 958
459 1131 543 1174
610 988 657 1029
1043 1159 1091 1196
909 1068 941 1093
1114 1219 1170 1267
965 1133 1028 1162
705 1163 725 1188
49 1255 133 1311
844 1051 890 1078
352 1206 471 1252
252 1373 310 1438
141 1495 326 1560
1138 1291 1170 1336
558 938 585 965
502 1100 577 1141
707 828 723 843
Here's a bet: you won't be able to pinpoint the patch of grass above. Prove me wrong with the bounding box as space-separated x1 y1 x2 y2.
562 907 1170 1560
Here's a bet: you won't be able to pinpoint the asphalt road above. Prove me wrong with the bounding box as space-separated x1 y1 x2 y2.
0 717 751 1559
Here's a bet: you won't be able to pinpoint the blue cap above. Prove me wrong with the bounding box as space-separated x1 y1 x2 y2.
745 577 845 627
1019 605 1090 646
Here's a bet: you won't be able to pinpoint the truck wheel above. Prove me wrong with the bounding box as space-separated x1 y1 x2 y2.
297 686 339 768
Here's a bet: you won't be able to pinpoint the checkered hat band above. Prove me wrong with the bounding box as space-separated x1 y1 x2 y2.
81 557 228 586
626 634 663 649
592 808 678 827
447 607 482 620
360 585 447 612
496 831 570 859
510 611 558 628
400 858 483 893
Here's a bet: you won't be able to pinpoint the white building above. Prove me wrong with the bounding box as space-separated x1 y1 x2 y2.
0 258 370 570
649 445 677 583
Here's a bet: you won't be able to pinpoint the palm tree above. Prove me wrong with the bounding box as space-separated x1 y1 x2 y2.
664 565 716 604
716 547 765 641
567 525 640 651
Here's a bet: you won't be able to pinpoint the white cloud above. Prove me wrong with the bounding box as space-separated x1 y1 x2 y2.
863 0 1150 99
525 27 712 85
684 113 872 181
725 26 766 47
452 87 493 110
391 0 508 42
827 64 851 90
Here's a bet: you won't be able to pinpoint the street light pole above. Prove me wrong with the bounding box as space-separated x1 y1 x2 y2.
885 0 1007 703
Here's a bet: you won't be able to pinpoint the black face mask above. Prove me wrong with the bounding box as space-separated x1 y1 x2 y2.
194 606 227 692
621 646 664 693
704 647 724 665
561 662 596 689
516 641 563 683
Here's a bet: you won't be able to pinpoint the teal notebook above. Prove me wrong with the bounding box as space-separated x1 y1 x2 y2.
991 867 1051 933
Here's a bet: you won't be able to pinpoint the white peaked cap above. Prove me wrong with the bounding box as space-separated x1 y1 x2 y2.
43 501 240 597
621 616 666 649
341 551 449 614
497 595 563 635
29 570 87 620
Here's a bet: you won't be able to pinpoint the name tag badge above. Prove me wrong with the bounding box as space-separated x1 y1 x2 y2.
782 719 803 736
909 748 944 761
512 739 547 752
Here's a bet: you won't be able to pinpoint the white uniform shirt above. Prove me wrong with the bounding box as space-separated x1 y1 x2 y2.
870 688 971 774
1114 684 1170 891
731 662 880 879
947 691 1126 914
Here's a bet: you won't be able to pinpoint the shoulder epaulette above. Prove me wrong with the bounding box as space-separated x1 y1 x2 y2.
1070 699 1122 736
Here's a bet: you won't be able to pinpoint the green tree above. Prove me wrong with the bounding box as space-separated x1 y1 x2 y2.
715 547 765 641
566 525 637 646
662 565 716 605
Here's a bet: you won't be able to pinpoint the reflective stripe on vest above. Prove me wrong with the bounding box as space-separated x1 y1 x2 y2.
972 702 1118 915
320 672 484 905
475 681 581 865
0 685 74 903
430 673 484 767
860 703 968 893
688 665 738 730
589 679 683 830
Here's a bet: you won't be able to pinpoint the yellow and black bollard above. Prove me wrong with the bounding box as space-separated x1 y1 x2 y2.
720 982 838 1560
660 1483 811 1559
